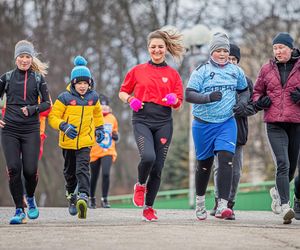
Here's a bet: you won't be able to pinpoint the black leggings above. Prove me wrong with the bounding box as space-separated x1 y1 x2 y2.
90 155 112 198
267 122 300 204
1 129 40 208
133 121 173 206
196 151 233 200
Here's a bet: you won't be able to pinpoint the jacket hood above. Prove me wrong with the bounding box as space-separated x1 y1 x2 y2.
291 48 300 59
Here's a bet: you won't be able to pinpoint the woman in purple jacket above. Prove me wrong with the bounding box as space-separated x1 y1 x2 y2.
252 32 300 224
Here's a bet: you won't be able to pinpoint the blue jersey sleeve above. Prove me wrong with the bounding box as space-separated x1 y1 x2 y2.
187 67 205 92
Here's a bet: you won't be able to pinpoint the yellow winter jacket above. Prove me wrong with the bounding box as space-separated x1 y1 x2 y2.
48 84 104 149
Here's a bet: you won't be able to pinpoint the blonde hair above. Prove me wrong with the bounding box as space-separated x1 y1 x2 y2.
15 40 48 76
147 28 185 63
32 56 48 77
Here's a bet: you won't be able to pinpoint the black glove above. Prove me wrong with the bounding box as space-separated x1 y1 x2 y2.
26 105 39 116
59 122 78 139
290 87 300 104
254 95 272 111
112 132 119 141
95 126 105 144
209 91 222 102
233 102 246 116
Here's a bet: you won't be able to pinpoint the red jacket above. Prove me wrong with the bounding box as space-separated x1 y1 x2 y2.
253 59 300 123
120 62 183 109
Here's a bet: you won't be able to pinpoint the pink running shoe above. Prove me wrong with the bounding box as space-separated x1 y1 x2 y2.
133 183 146 207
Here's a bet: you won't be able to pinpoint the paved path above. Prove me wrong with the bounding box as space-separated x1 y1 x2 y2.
0 207 300 250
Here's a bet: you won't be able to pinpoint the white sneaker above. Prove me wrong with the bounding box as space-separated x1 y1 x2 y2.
270 187 281 214
281 204 295 224
195 196 207 220
196 205 207 220
215 199 232 219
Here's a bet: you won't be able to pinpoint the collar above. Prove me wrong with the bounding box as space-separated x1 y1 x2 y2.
148 60 167 67
209 58 229 67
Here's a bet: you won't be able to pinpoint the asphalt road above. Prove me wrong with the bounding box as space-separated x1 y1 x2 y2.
0 207 299 250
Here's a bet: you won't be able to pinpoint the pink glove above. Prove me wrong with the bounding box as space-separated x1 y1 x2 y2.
162 93 177 105
128 97 143 112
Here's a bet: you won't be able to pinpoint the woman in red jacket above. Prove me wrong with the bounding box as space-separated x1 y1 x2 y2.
119 28 185 221
252 32 300 224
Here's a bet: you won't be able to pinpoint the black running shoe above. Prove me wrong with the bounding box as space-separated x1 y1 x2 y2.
88 197 96 209
67 193 77 216
101 197 111 208
293 197 300 220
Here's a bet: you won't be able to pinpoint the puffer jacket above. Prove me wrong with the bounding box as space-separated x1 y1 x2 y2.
253 58 300 123
48 84 104 149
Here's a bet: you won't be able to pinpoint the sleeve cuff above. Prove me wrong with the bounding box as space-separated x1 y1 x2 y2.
172 99 181 109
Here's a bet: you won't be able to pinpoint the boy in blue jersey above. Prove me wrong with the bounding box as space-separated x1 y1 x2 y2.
211 43 254 220
185 33 249 220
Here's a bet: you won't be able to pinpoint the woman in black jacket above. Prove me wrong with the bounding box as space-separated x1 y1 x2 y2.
0 40 51 224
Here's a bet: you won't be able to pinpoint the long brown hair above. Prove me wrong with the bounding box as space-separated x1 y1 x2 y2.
147 28 185 63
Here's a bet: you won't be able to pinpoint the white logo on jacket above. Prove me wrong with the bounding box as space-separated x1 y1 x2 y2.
162 77 168 83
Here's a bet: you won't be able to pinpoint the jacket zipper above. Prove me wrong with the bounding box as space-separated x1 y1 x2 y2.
88 117 92 141
280 64 287 116
77 106 84 149
24 70 28 101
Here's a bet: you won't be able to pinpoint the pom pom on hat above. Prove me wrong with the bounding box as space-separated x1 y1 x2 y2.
70 55 92 85
74 55 88 66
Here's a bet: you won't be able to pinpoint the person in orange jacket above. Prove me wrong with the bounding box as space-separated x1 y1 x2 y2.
38 107 51 160
89 94 119 208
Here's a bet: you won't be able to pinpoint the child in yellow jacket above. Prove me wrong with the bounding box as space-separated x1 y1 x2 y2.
89 94 119 208
48 56 104 219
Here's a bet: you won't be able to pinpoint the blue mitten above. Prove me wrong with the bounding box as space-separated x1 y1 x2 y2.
59 122 78 139
95 126 105 144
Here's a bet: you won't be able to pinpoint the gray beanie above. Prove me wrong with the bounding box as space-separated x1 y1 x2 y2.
209 32 230 54
14 40 35 59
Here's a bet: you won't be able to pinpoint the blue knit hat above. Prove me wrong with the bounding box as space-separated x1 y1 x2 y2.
70 56 92 85
272 32 294 49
